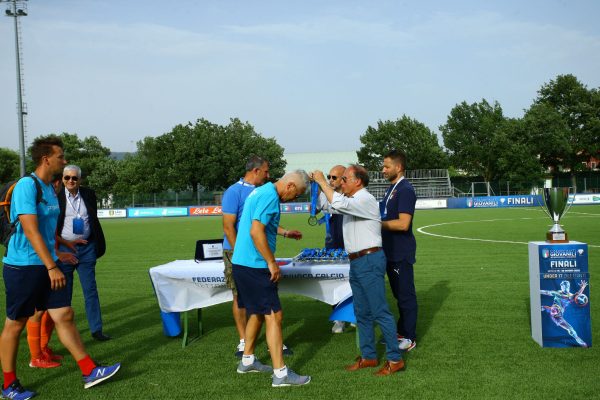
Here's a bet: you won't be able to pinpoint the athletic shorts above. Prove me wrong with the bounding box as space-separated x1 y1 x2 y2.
3 264 50 320
223 250 238 295
46 262 74 309
232 263 281 316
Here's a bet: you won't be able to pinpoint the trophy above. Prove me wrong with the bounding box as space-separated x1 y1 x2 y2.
541 187 572 243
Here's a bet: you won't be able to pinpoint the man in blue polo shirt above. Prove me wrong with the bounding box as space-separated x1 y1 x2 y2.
222 156 300 358
380 149 418 352
232 170 311 387
1 136 120 399
222 156 269 356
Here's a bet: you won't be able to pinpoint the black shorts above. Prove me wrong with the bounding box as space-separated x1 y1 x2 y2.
3 264 50 320
232 264 281 315
46 262 74 309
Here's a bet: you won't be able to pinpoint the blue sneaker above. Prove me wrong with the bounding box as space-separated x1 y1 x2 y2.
83 363 121 389
1 380 36 400
237 359 273 374
272 369 311 387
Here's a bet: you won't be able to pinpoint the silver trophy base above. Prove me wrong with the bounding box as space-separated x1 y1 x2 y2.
546 231 569 243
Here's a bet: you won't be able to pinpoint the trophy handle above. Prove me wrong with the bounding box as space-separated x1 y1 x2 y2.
539 188 552 220
563 187 575 219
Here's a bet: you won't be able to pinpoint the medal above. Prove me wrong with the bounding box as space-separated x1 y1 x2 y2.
308 181 319 226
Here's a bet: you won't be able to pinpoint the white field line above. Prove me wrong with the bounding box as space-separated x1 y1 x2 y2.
417 214 600 248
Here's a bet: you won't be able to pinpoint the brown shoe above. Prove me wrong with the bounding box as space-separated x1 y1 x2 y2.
345 356 378 371
375 360 405 376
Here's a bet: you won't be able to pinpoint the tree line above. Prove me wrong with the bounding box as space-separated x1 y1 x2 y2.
1 74 598 201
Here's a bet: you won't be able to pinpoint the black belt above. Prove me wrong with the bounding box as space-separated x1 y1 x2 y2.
348 247 381 261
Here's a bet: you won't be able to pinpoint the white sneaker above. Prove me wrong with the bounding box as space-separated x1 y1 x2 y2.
331 320 345 334
398 338 416 352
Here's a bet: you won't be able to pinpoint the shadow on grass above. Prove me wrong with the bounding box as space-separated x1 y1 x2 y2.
417 280 450 341
524 296 532 329
276 299 335 370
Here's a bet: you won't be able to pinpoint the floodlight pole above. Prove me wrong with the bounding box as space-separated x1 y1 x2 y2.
3 0 28 176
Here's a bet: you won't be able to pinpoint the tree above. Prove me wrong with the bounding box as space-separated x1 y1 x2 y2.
177 118 286 191
357 115 447 171
27 132 112 180
494 118 545 188
525 74 600 188
440 99 507 181
0 148 20 184
59 133 112 179
86 157 120 204
522 103 571 173
127 117 286 195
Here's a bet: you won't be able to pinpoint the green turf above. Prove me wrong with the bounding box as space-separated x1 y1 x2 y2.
1 206 599 399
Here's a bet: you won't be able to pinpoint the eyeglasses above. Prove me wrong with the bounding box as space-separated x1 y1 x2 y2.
327 175 338 180
63 176 79 182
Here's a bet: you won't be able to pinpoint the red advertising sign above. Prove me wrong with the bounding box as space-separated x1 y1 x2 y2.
189 206 223 216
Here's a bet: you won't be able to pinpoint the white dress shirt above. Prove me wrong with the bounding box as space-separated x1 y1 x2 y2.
327 188 382 253
61 189 91 241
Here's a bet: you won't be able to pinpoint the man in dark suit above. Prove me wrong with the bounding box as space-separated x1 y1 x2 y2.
56 165 110 341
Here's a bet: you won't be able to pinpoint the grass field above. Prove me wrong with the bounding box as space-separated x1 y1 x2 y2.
1 205 599 399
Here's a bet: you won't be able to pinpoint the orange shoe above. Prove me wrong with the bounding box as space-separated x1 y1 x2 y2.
375 360 405 376
345 356 378 371
29 356 61 369
42 346 64 361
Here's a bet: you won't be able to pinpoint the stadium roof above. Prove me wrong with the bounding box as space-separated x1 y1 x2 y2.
284 151 358 173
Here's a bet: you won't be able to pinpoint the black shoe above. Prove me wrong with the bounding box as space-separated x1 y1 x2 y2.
282 344 294 356
92 331 112 341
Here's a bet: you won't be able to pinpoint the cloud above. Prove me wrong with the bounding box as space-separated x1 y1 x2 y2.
224 15 416 47
29 19 272 60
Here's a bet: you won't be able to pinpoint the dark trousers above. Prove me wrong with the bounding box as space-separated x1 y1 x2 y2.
58 242 103 334
386 260 417 341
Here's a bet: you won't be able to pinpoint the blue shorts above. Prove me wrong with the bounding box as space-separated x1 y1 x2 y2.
232 264 281 315
46 262 74 309
3 264 50 320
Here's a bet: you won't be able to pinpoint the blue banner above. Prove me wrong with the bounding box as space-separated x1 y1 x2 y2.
448 195 542 209
537 243 591 348
127 207 189 218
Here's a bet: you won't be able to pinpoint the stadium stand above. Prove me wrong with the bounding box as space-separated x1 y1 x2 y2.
368 169 452 200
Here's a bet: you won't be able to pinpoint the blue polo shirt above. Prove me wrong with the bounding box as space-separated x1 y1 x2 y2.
221 179 256 250
231 182 280 268
380 178 417 264
3 174 60 266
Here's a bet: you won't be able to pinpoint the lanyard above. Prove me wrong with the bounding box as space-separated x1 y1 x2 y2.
308 182 319 226
66 191 82 219
383 177 404 216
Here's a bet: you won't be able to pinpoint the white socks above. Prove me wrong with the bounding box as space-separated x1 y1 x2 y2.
273 365 288 378
241 354 255 366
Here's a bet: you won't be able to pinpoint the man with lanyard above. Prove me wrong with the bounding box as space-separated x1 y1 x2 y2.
222 156 300 357
312 165 404 376
232 170 311 387
316 165 347 333
1 136 120 400
380 150 417 352
56 164 110 341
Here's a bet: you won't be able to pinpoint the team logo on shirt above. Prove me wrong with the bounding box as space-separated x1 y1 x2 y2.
388 190 397 200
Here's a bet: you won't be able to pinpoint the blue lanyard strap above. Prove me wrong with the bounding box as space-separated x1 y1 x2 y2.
308 182 319 225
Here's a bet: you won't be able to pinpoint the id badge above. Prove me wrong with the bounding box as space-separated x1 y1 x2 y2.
73 217 84 235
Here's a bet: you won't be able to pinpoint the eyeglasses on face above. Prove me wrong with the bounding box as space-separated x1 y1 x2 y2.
327 175 338 180
63 175 79 182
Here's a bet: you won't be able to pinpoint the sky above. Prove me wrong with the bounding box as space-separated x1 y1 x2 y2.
1 0 599 155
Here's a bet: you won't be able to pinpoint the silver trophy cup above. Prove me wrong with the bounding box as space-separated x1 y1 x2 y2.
541 187 572 242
